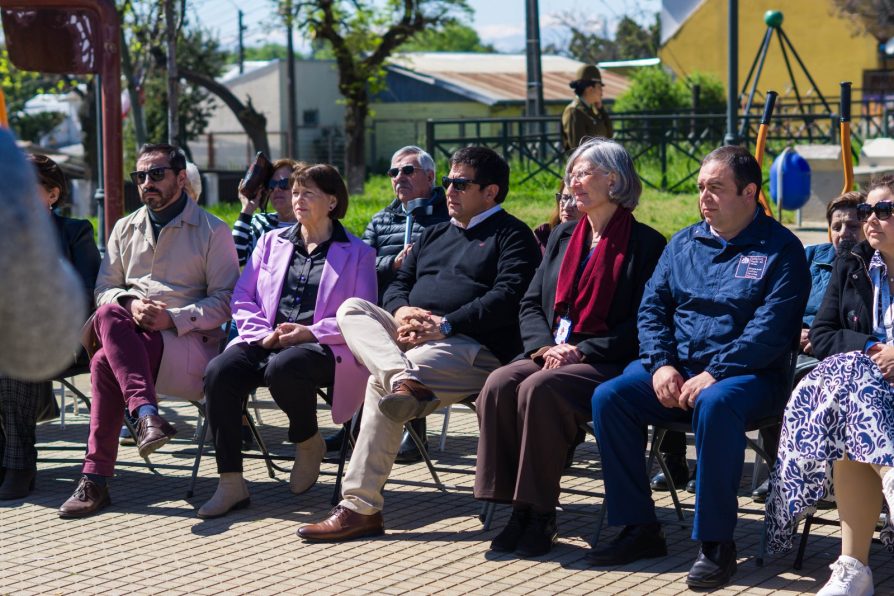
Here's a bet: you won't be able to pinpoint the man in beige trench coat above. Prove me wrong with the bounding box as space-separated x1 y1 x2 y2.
58 143 239 519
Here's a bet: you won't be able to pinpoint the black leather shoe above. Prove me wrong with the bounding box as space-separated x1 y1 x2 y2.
686 541 737 589
650 454 689 492
490 507 530 552
394 418 426 464
686 466 697 494
751 478 770 503
586 522 667 566
241 423 254 451
515 510 558 557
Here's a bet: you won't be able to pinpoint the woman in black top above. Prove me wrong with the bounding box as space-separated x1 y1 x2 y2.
474 138 666 557
0 154 100 500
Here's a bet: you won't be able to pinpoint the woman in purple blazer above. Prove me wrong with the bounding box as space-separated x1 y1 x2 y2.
199 164 376 519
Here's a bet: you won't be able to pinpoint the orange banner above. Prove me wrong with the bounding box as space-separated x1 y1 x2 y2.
0 89 8 128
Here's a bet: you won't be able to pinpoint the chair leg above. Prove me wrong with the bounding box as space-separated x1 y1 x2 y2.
793 514 813 570
439 406 451 452
591 502 607 548
405 421 445 492
480 501 496 530
58 381 67 430
245 410 279 477
652 444 685 525
331 421 352 507
248 390 263 425
187 408 208 499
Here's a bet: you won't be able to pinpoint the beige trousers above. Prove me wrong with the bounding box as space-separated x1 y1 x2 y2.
335 297 501 514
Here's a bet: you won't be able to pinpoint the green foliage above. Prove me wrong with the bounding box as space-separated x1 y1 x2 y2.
544 11 659 63
614 16 655 60
401 21 495 53
0 47 80 142
141 27 227 151
614 67 688 112
685 71 726 111
243 43 298 61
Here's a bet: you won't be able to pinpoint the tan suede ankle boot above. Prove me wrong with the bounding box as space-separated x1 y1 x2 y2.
290 432 325 495
197 473 249 519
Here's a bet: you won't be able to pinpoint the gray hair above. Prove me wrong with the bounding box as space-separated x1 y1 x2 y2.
565 137 642 210
185 162 202 201
391 145 435 175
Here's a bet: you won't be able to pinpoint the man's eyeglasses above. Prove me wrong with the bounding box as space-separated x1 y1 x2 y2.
555 193 576 206
857 202 894 222
441 176 483 192
267 178 290 190
130 166 174 185
388 165 417 178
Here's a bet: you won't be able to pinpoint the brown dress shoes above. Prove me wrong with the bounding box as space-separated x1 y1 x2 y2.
58 476 111 518
135 414 177 458
377 379 440 423
296 506 384 542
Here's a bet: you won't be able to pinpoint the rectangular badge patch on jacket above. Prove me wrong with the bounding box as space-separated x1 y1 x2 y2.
734 255 767 280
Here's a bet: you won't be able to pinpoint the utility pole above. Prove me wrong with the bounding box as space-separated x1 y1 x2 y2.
283 0 298 157
238 9 245 74
524 0 544 118
724 0 739 145
165 0 178 145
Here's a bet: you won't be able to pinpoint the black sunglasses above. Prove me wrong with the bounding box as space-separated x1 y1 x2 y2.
857 202 894 222
267 178 290 190
130 166 174 185
388 165 416 178
442 176 483 192
555 193 575 205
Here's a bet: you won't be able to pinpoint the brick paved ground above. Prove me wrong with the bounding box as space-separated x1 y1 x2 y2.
0 228 887 595
2 375 892 595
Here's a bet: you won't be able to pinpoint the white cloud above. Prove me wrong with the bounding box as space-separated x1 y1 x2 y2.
477 23 524 40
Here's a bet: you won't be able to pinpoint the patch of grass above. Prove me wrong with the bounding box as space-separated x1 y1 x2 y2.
84 166 790 246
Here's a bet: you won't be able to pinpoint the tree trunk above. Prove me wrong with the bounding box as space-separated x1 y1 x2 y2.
119 29 146 151
164 0 178 145
178 67 270 157
344 97 368 195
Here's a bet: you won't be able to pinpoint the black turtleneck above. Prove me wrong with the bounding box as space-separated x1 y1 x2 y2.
147 192 189 240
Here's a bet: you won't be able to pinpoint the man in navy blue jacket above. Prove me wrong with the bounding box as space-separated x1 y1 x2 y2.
589 146 809 589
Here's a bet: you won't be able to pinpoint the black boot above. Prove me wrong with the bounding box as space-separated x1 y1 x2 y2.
395 418 427 464
649 454 689 491
515 510 558 557
751 477 769 503
0 468 36 500
490 507 530 552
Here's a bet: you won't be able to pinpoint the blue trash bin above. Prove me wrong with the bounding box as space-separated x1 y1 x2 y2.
769 150 811 211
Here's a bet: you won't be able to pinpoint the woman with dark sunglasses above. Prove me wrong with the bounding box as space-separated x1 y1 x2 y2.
474 138 666 557
533 181 583 253
0 153 100 500
767 176 894 595
233 158 306 266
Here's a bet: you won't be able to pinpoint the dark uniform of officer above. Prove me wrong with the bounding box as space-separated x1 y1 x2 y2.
561 64 613 152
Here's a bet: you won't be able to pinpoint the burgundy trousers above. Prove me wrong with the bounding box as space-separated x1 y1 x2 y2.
473 358 622 511
82 304 163 477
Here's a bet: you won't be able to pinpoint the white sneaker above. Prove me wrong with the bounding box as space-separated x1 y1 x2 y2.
817 555 874 596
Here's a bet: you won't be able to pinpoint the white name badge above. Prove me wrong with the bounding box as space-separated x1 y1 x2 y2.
554 316 572 344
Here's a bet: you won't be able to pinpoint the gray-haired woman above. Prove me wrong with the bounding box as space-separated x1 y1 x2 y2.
474 138 666 557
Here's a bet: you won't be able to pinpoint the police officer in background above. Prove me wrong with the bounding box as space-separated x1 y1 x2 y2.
561 64 613 152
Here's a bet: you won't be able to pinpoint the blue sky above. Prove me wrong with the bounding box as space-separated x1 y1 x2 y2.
192 0 660 54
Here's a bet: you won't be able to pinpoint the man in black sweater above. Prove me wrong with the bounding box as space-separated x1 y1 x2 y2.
297 146 541 542
326 146 449 463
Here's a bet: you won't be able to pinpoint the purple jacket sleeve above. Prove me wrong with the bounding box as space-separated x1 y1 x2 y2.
232 232 274 345
307 242 377 345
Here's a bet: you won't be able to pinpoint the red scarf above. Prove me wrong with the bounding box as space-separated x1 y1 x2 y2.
553 208 632 335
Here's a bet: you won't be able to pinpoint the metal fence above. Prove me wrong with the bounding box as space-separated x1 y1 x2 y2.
187 126 345 172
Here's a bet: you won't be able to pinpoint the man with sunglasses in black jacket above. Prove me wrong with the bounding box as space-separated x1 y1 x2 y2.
323 146 449 462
